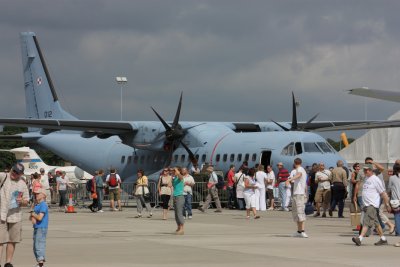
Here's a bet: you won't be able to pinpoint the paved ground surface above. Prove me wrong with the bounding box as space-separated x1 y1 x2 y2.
11 205 400 267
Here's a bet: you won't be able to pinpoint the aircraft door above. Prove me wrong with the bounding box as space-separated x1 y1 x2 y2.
260 151 272 167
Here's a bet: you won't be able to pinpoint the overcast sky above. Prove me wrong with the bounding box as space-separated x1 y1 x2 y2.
1 0 400 140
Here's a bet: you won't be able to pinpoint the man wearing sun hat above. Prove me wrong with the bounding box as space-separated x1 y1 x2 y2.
0 163 30 267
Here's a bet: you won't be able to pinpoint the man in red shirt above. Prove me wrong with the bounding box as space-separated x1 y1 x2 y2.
226 165 236 209
277 162 290 211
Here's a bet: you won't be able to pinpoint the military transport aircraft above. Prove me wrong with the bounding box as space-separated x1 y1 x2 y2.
0 32 385 181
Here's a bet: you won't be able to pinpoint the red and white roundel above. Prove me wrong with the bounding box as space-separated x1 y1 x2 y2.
36 77 42 85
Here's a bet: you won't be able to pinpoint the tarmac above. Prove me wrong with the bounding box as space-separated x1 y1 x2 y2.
13 205 400 267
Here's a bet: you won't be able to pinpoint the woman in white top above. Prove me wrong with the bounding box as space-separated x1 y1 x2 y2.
255 165 267 211
244 168 260 219
157 168 172 220
234 168 246 210
266 165 276 210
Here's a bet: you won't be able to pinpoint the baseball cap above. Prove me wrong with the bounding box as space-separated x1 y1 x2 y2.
11 163 24 174
363 164 373 170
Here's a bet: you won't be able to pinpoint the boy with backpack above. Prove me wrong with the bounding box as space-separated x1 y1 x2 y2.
106 169 122 211
30 188 49 267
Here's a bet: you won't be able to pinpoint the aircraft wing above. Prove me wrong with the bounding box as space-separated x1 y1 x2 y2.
297 120 382 131
313 120 400 132
0 118 137 135
348 88 400 103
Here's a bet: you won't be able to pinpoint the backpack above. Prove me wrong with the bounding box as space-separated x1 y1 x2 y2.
86 178 94 192
108 173 118 187
215 174 225 190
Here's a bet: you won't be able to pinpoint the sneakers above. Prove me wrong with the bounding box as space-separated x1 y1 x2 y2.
374 239 388 246
293 232 308 238
198 207 205 212
214 210 222 213
254 215 260 219
352 237 362 246
113 208 119 211
147 213 153 218
313 212 320 217
98 210 104 213
321 213 326 218
4 263 14 267
283 208 289 212
134 214 142 218
394 242 400 247
328 209 333 217
267 207 274 211
188 216 192 219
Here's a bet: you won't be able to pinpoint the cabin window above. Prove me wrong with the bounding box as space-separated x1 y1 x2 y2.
216 154 220 162
174 155 178 163
121 156 125 164
237 154 242 162
133 155 138 164
181 155 185 162
127 156 132 164
251 153 257 162
244 153 249 162
303 142 322 153
195 154 199 161
230 154 235 162
201 154 206 162
223 154 228 162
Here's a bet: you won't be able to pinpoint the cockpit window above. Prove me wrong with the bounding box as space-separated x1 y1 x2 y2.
295 142 303 155
317 142 333 153
303 142 322 153
281 142 294 156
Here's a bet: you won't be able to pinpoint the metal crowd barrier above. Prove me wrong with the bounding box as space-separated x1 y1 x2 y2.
47 181 233 208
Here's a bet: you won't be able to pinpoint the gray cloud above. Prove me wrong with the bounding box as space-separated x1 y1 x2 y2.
1 0 400 139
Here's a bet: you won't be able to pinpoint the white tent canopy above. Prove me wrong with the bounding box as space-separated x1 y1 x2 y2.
339 110 400 165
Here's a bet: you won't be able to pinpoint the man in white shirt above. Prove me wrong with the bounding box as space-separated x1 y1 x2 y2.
314 163 331 217
198 166 222 213
255 165 267 211
266 165 275 210
39 168 51 204
286 158 308 238
182 168 195 219
234 167 246 210
352 164 392 246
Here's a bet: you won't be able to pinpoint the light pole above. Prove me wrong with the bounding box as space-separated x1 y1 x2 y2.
115 76 128 121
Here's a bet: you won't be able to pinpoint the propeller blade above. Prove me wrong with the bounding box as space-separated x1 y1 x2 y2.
271 119 290 131
183 122 206 132
300 113 319 131
172 92 183 127
180 140 196 163
151 107 172 131
291 92 298 130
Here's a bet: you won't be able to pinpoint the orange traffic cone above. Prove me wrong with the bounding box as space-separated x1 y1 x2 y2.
65 193 76 213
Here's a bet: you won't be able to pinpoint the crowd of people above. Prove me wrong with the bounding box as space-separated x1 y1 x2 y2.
1 154 400 266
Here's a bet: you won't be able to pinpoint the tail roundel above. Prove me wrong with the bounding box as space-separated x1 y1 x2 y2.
20 32 76 121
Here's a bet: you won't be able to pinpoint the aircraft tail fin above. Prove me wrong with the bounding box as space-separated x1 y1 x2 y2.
5 146 51 173
20 32 76 122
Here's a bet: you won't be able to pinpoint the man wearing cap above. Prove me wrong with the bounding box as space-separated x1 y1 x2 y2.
0 163 30 267
198 166 222 213
39 168 51 205
352 164 392 246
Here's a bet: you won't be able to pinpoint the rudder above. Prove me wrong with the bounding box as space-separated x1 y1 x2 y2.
20 32 76 121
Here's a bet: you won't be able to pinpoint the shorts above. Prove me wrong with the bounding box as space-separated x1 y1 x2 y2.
267 189 274 200
314 189 331 204
109 188 120 201
0 221 22 244
291 194 306 222
244 193 256 209
363 205 380 228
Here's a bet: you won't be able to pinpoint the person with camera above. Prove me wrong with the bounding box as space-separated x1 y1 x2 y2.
134 169 152 218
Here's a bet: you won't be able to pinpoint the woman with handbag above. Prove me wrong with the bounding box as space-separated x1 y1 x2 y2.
134 169 152 218
157 168 172 220
388 163 400 246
